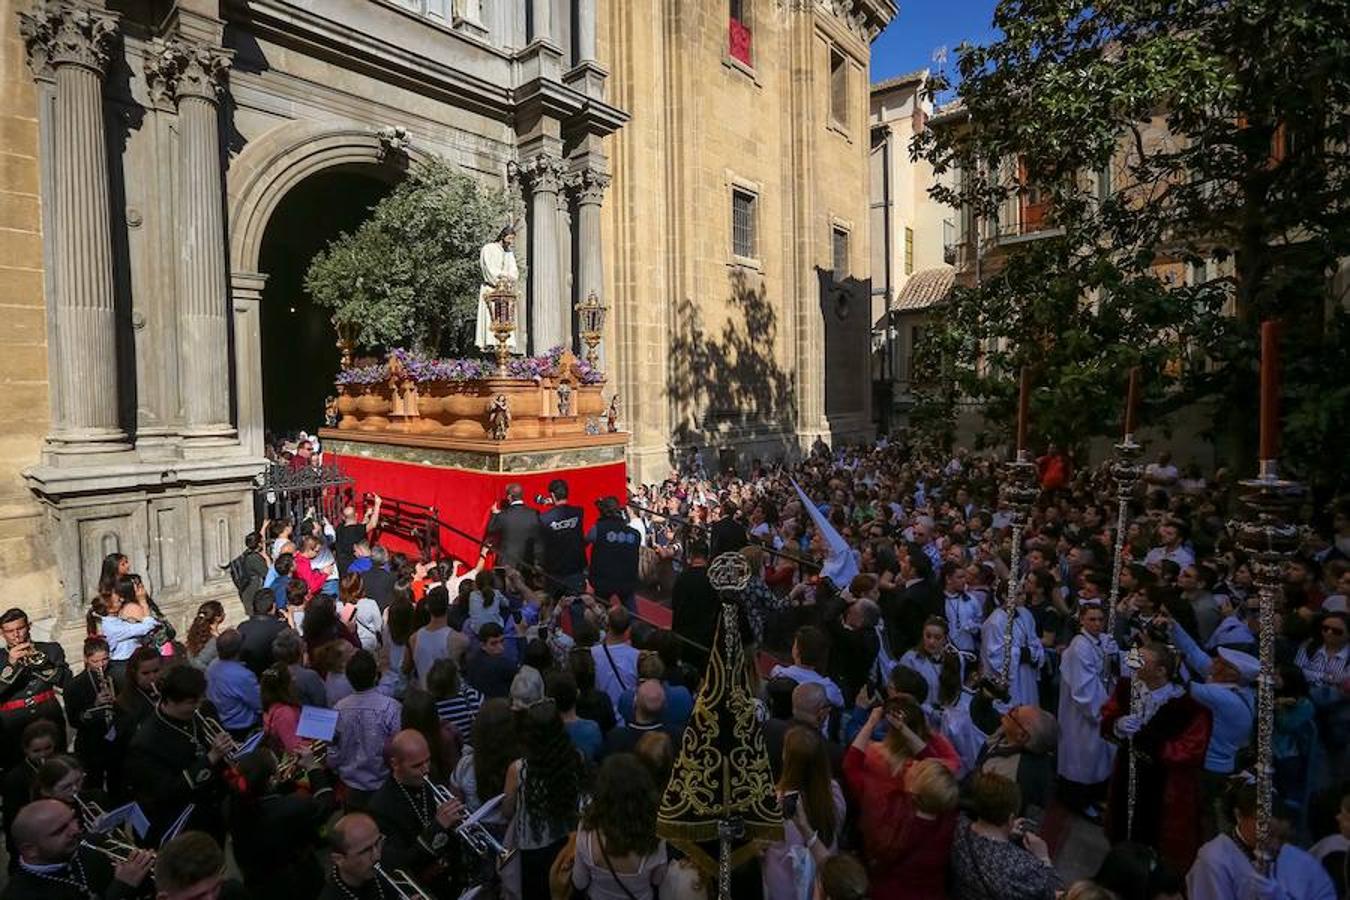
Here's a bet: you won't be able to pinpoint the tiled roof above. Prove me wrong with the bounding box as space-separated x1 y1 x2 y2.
871 68 928 94
894 265 955 311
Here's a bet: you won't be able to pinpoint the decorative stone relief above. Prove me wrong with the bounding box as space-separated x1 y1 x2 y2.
565 168 611 205
376 125 412 162
510 152 565 193
19 1 119 79
144 38 230 107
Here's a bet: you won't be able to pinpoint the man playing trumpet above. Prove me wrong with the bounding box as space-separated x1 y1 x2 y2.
1 797 153 900
368 730 466 896
0 607 69 769
123 666 235 845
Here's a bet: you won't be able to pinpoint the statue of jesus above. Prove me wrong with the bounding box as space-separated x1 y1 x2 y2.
476 224 520 352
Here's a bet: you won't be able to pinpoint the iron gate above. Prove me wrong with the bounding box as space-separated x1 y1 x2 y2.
254 461 355 533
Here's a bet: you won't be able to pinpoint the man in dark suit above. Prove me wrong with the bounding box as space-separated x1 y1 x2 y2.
237 593 288 677
485 483 542 574
671 542 719 675
539 478 587 596
708 501 749 559
880 544 940 656
361 544 396 609
0 608 69 769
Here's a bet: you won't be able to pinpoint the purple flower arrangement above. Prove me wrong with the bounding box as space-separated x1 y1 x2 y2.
337 348 603 386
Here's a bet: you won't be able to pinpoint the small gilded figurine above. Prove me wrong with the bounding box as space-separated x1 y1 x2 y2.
487 394 511 440
605 394 620 433
323 395 338 427
557 382 573 418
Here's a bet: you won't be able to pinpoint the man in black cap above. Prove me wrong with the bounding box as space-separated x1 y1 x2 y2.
539 478 588 597
587 497 641 612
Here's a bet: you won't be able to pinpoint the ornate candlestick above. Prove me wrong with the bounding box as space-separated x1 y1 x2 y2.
1123 646 1148 840
989 366 1039 695
486 277 519 376
1107 367 1144 639
1229 318 1302 875
577 290 608 368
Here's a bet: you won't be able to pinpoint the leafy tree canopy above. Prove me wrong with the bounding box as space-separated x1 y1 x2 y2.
911 0 1350 493
305 157 520 356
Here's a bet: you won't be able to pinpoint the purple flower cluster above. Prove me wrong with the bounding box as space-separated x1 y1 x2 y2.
335 364 388 386
338 347 606 386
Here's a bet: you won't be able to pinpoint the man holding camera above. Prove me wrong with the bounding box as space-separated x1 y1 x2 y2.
0 608 68 769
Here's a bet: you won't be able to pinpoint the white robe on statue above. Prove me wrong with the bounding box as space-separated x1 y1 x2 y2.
980 606 1043 710
1056 632 1117 785
1187 834 1336 900
476 241 520 352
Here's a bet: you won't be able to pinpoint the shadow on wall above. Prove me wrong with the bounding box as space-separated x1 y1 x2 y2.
667 267 799 467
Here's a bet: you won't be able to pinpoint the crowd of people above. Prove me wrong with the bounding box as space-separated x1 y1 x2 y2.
0 435 1346 900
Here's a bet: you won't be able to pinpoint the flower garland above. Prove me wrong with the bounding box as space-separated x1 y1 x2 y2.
336 346 604 386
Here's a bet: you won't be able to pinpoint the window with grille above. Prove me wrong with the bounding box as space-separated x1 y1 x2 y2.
830 49 848 126
905 227 915 274
832 227 850 279
732 189 757 259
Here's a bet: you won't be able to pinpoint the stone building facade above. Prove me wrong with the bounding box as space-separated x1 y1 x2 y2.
601 0 895 483
3 0 624 639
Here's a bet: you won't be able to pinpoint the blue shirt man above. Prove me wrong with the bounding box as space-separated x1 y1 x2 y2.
1172 622 1256 774
205 629 261 733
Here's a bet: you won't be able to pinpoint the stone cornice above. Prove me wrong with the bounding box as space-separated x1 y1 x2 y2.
778 0 896 42
144 37 232 107
19 1 120 80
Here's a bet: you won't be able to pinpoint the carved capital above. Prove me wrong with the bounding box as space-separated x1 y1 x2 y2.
510 152 564 194
144 38 230 107
376 125 412 162
19 1 119 79
566 168 611 205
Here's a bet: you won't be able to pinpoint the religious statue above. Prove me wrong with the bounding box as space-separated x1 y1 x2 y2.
476 224 520 352
323 395 338 428
556 382 573 418
605 394 621 433
486 394 511 440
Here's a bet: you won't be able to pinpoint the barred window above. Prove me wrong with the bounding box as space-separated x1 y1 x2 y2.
732 189 758 259
832 227 850 279
905 226 915 274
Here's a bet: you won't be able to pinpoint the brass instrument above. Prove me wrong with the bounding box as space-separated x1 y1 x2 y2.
424 775 454 806
456 793 515 871
194 711 256 760
12 643 51 669
80 832 153 865
275 741 327 782
86 666 115 721
374 863 434 900
74 795 109 832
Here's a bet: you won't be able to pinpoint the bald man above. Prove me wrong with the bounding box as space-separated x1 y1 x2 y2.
319 813 385 900
764 682 844 780
2 798 153 900
367 730 465 894
603 679 680 757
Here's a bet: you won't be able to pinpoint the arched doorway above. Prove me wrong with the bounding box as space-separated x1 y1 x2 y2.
257 165 396 438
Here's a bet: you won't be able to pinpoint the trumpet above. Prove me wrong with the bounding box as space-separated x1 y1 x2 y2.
74 795 108 832
11 643 51 669
374 863 434 899
275 741 328 782
424 775 454 805
86 666 115 721
194 711 243 758
457 793 515 871
80 832 153 865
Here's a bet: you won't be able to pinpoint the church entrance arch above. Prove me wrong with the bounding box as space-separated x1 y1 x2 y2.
227 122 427 455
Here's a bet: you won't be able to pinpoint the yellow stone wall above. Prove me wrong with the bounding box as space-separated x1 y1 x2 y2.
602 1 883 482
0 1 60 618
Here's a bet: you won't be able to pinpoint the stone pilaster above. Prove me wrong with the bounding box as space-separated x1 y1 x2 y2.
575 0 597 63
18 1 128 455
512 152 565 353
530 0 551 43
567 167 609 364
145 38 235 448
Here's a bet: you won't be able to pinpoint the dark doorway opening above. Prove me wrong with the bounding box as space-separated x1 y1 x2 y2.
258 165 396 439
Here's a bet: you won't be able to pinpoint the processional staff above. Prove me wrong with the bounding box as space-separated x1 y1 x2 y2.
1229 319 1303 876
989 367 1040 696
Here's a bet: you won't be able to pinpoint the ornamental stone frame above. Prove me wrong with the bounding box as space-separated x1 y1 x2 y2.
8 0 626 652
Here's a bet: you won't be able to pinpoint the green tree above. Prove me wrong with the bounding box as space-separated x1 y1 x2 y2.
305 157 519 356
912 0 1350 491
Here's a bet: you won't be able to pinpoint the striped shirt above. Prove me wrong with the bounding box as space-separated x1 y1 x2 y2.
435 686 483 744
1295 642 1349 688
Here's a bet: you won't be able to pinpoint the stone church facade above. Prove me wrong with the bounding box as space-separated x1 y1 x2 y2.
601 0 895 482
2 0 623 638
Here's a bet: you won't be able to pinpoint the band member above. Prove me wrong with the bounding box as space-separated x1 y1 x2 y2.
321 812 387 900
108 647 163 800
156 830 250 900
0 607 70 768
64 638 117 793
123 665 234 844
1101 640 1213 873
368 730 466 894
1056 602 1117 819
0 798 154 900
2 720 61 872
228 746 337 899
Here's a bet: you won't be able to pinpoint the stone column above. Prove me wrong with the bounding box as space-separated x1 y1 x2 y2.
530 0 552 43
145 39 235 447
576 0 597 63
19 2 128 453
568 168 609 363
513 153 565 353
